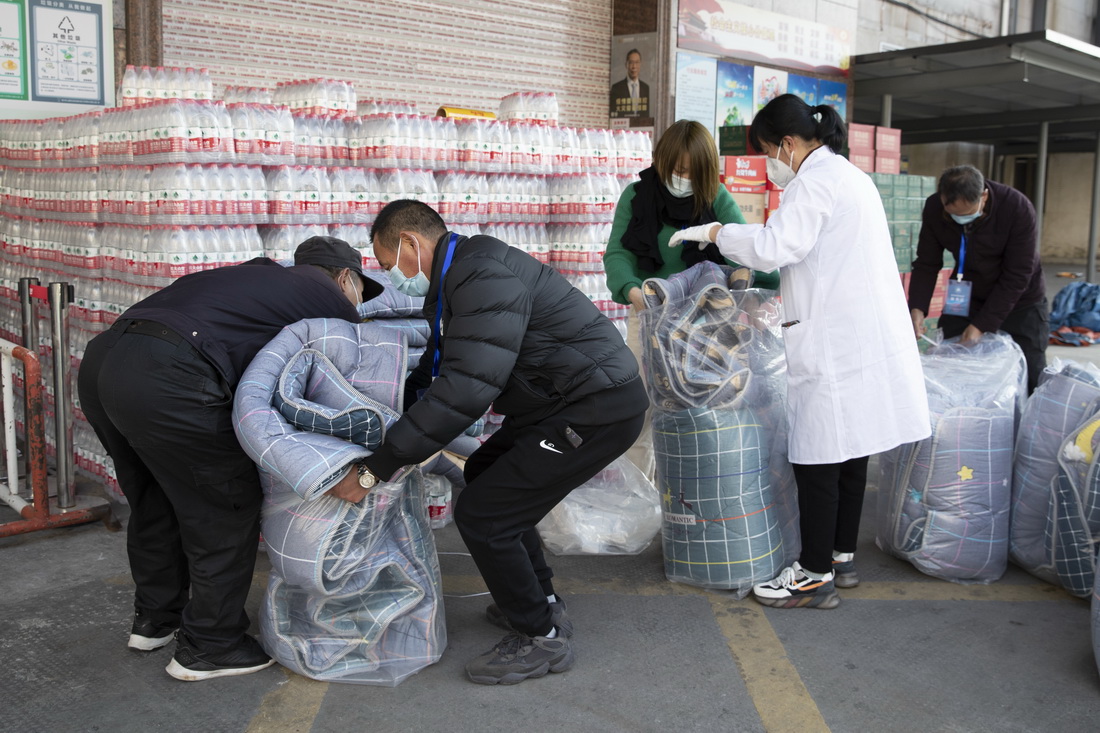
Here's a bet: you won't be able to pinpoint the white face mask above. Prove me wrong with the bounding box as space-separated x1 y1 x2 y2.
344 271 362 308
766 145 797 188
667 174 693 198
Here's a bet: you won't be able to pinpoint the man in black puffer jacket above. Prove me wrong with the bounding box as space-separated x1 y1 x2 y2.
358 200 647 685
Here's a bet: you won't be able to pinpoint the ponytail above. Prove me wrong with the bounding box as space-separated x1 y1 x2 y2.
811 104 846 153
749 94 847 153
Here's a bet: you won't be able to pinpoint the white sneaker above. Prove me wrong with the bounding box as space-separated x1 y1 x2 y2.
752 562 840 609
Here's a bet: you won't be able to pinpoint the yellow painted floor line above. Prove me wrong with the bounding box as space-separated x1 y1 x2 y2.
842 581 1081 603
708 597 831 733
246 667 329 733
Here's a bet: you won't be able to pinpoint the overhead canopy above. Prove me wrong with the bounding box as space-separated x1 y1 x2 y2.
852 30 1100 155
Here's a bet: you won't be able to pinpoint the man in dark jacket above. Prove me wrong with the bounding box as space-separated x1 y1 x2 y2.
909 165 1048 391
77 236 382 682
359 200 647 685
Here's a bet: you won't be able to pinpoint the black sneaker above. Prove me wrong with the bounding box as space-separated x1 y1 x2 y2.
485 597 575 638
465 631 574 685
832 552 859 588
165 633 275 681
128 610 178 652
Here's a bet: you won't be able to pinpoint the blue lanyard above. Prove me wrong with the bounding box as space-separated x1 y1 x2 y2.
957 233 966 281
431 233 458 377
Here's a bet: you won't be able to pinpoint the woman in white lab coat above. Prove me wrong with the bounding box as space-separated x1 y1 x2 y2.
670 95 930 609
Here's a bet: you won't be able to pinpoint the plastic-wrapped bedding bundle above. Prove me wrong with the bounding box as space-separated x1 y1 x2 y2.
233 318 445 686
876 333 1026 584
1042 408 1100 597
638 262 798 595
1093 570 1100 677
537 456 662 555
1010 360 1100 586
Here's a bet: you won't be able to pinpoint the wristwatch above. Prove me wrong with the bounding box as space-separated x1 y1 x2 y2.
356 463 378 490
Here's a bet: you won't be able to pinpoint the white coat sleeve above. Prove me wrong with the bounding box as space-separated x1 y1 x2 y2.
713 177 831 271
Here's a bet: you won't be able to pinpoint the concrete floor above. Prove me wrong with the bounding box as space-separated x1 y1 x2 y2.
2 267 1099 733
1 485 1096 733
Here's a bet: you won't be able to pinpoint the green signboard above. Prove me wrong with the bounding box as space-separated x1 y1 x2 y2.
0 0 29 101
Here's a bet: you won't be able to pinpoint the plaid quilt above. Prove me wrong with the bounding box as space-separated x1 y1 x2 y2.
1011 361 1100 587
233 318 445 685
640 263 798 595
876 333 1025 583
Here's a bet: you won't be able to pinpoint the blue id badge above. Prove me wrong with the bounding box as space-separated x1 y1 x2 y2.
943 279 973 317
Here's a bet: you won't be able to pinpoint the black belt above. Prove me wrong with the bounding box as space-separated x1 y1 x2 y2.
119 319 184 346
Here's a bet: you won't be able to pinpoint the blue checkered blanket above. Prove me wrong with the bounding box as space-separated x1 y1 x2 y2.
233 318 445 685
640 263 798 595
1092 567 1100 677
1011 361 1100 592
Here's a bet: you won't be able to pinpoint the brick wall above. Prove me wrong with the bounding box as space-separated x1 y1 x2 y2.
162 0 612 127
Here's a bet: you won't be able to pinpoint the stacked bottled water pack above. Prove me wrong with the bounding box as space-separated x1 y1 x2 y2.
498 91 559 125
117 65 215 107
0 79 652 496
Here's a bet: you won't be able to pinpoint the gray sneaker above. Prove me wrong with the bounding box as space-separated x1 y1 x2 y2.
832 554 859 588
465 631 575 685
486 597 575 638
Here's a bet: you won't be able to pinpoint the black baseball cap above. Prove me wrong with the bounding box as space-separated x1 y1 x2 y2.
294 236 384 302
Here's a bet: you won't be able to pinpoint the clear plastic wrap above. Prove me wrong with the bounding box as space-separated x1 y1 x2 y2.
537 456 661 555
1010 359 1100 587
876 332 1025 584
234 319 446 685
1092 567 1100 678
260 467 445 685
1044 405 1100 597
639 262 799 595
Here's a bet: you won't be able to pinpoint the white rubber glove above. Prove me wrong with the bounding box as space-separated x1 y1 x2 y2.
668 223 721 248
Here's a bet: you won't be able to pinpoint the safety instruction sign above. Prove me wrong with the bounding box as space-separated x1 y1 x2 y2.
0 0 28 100
29 0 103 105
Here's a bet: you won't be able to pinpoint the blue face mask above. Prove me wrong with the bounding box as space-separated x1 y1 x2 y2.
387 239 430 297
950 202 983 226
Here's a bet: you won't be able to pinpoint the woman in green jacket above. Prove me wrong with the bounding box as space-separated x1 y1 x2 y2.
605 119 778 478
604 119 779 311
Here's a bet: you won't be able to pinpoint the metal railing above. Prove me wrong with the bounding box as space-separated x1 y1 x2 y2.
0 278 112 537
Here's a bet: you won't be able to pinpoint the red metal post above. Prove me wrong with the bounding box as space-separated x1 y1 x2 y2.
0 344 111 537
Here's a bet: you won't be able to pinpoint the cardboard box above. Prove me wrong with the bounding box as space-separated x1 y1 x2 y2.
722 155 767 192
890 221 911 248
875 153 901 175
849 123 875 151
718 126 761 156
875 126 901 154
729 191 766 224
870 171 895 197
849 148 875 173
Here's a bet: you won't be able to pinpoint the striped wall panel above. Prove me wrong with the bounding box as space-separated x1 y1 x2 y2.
162 0 613 127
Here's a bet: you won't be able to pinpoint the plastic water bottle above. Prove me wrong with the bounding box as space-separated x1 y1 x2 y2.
137 66 155 105
153 66 169 100
119 65 138 107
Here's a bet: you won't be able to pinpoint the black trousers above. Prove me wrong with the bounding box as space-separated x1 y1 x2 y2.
77 321 263 652
455 407 645 637
938 299 1049 394
792 456 870 575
